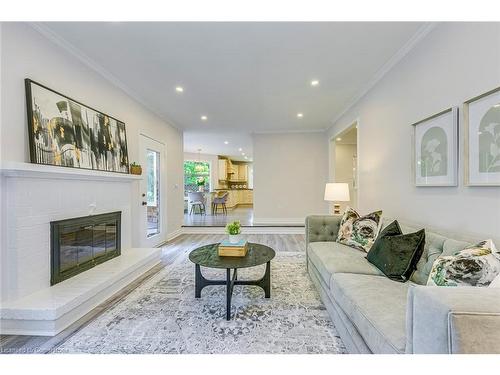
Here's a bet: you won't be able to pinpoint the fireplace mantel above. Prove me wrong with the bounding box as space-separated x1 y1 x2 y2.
0 162 142 182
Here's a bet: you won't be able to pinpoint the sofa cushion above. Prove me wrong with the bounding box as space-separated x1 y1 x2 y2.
380 219 447 285
308 242 383 286
337 207 383 252
330 273 410 353
427 239 500 287
367 220 425 282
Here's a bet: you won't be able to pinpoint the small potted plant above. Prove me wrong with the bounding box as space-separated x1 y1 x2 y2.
130 162 142 175
225 220 241 244
196 177 206 192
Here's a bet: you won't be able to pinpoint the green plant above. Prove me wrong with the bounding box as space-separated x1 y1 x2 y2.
225 221 241 235
196 177 206 186
130 162 141 167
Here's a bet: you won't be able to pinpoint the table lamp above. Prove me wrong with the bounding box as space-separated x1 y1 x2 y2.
324 183 350 215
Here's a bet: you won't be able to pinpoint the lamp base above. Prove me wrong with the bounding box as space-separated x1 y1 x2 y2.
333 204 341 215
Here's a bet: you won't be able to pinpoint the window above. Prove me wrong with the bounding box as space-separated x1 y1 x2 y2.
147 150 160 237
184 160 210 195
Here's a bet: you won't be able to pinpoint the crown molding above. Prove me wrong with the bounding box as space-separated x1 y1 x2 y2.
28 22 183 131
329 22 438 130
252 127 327 135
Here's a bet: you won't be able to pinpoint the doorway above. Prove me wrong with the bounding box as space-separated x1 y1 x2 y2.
331 123 358 212
139 134 166 247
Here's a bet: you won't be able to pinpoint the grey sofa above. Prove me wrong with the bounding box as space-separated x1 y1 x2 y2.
305 215 500 354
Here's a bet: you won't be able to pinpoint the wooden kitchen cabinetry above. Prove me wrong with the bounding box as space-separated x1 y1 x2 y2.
219 189 253 209
218 159 227 180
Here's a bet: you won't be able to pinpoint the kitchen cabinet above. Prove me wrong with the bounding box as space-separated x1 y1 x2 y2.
216 189 253 209
218 159 227 180
238 165 247 181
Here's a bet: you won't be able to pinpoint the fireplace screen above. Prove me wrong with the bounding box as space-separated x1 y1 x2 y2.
51 212 121 285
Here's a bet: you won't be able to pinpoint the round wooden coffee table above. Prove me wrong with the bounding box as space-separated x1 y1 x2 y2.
188 242 276 320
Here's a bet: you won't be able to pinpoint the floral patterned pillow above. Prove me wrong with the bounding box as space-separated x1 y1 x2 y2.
336 207 383 252
427 239 500 287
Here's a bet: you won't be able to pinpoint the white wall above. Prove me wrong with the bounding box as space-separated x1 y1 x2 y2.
328 22 500 240
0 23 185 301
0 23 184 237
183 152 219 190
253 132 329 224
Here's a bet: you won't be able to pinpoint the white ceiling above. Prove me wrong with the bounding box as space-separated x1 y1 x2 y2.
40 22 426 156
184 132 253 161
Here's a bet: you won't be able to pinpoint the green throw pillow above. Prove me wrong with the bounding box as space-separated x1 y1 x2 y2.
367 220 425 282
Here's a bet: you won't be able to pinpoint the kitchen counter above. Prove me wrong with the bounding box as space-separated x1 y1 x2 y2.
214 188 253 191
213 189 253 208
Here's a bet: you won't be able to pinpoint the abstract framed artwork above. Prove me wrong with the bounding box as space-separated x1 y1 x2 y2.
464 86 500 186
411 107 458 186
25 79 129 174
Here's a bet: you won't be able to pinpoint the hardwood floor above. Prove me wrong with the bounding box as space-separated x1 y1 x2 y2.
183 206 254 226
0 233 305 354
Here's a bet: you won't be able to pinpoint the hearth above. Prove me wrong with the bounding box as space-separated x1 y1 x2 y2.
50 212 121 285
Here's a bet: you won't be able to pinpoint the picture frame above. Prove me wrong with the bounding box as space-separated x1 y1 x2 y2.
464 86 500 186
25 79 130 174
411 107 458 187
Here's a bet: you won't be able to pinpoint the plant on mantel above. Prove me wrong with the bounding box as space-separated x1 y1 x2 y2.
130 162 142 175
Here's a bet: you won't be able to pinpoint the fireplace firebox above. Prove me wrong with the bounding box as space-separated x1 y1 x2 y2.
50 211 121 285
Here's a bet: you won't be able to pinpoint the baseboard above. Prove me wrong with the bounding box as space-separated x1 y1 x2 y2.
252 217 305 226
164 228 183 243
181 226 304 234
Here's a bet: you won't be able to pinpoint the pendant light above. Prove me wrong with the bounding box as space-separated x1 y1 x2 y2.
194 149 204 172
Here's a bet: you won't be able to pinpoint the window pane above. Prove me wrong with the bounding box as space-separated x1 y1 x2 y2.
183 160 210 195
147 150 160 237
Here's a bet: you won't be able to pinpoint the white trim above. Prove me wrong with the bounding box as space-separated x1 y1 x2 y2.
163 228 183 243
329 22 438 128
28 22 182 131
252 128 328 134
0 161 142 182
181 226 305 235
252 217 305 225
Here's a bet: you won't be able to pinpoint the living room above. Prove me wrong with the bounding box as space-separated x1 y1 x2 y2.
1 1 500 372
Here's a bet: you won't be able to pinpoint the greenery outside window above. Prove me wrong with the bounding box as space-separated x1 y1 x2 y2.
184 160 210 195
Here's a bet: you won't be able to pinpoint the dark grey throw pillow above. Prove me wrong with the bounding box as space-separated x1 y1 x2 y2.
366 220 425 282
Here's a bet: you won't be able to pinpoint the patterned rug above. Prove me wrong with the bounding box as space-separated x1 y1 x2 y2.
53 252 346 354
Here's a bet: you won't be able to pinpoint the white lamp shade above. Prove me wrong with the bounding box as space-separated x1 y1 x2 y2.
324 183 350 202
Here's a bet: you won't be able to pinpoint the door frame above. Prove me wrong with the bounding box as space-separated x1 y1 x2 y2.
139 133 167 248
329 118 360 210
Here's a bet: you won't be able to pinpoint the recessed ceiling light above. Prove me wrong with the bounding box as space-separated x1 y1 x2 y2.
238 148 243 152
175 86 184 93
297 113 303 118
336 137 342 141
242 152 245 156
224 141 229 145
494 104 500 108
311 80 319 86
201 115 207 121
244 156 248 160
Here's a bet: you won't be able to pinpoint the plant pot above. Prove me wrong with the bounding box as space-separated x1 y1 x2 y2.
198 186 204 192
130 165 142 175
228 234 241 244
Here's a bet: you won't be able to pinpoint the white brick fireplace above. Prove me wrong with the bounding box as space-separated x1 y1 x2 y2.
0 162 161 335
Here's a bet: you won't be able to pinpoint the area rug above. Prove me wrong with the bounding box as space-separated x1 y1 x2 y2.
53 252 346 354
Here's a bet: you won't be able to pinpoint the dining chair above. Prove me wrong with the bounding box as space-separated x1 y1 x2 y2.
212 191 228 215
187 191 206 215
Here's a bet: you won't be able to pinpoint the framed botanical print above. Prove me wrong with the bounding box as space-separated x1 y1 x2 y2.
464 87 500 186
25 79 129 174
412 107 458 186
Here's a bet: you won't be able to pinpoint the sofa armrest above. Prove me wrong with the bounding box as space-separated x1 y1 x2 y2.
406 285 500 354
305 215 341 245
